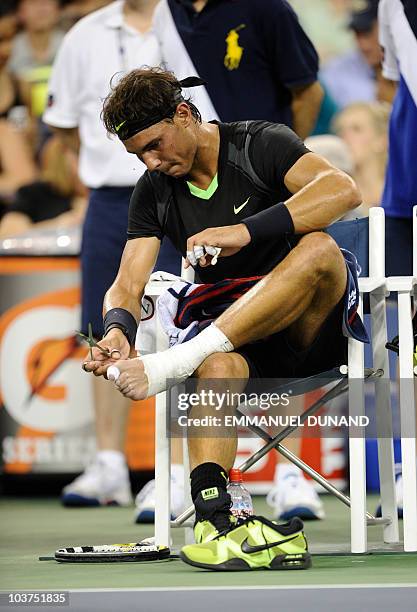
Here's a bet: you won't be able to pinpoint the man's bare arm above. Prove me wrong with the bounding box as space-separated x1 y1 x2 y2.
51 126 80 154
284 152 361 231
103 236 160 321
83 236 160 376
377 73 398 104
184 153 360 265
290 81 324 140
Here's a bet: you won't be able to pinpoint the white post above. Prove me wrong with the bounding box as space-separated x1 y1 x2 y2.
348 297 367 553
370 292 399 543
154 291 171 548
398 289 417 551
368 207 385 279
369 207 399 543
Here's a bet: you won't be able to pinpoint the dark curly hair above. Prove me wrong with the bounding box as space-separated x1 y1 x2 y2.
101 66 202 139
0 0 17 18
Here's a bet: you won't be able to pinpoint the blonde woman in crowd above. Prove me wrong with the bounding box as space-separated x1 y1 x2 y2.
0 136 86 237
333 101 390 215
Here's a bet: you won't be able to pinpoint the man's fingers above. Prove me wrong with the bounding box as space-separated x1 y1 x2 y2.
186 244 221 267
186 249 197 266
205 246 221 265
82 360 113 378
186 244 204 266
82 360 102 372
86 349 106 362
204 245 217 256
193 245 205 260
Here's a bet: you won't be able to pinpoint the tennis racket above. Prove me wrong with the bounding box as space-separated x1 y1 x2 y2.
54 540 170 563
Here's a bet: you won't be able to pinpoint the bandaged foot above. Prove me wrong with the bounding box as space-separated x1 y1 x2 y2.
107 323 234 400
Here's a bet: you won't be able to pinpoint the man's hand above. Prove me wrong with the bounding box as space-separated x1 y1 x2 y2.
82 328 134 377
185 223 251 267
107 357 149 401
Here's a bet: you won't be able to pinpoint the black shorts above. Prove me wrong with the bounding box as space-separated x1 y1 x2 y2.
237 297 347 381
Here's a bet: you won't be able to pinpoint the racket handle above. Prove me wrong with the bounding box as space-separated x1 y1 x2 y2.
107 365 120 381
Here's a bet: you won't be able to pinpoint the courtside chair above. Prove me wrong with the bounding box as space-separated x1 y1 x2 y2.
141 207 400 554
385 205 417 552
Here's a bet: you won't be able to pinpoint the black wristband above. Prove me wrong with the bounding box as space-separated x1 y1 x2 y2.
103 308 137 346
242 202 294 244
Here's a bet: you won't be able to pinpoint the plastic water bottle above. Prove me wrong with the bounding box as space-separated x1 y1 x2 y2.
227 468 253 519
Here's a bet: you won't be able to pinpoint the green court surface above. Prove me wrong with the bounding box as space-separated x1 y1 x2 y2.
1 495 416 591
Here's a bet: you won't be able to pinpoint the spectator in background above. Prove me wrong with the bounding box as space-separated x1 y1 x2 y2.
8 0 65 149
0 136 86 238
0 119 37 204
154 0 324 139
0 0 20 118
142 0 326 525
377 0 417 519
333 102 390 214
321 0 386 108
289 0 355 65
59 0 112 31
0 2 37 215
43 0 179 512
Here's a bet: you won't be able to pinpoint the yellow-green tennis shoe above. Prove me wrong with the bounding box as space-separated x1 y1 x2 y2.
181 515 311 571
193 487 236 544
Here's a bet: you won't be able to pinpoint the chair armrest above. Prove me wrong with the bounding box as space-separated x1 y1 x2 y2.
387 276 417 292
358 277 388 293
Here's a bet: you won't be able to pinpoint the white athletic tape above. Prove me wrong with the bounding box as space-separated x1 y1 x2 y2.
193 245 205 260
186 250 197 266
142 323 234 397
107 365 120 381
205 246 221 265
187 245 221 266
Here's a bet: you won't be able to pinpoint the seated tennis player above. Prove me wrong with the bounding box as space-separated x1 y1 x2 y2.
83 67 362 571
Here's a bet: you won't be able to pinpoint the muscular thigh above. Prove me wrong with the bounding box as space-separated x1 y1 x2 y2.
237 296 347 381
285 233 347 350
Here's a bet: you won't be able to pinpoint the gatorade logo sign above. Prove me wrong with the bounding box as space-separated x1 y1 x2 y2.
0 287 94 432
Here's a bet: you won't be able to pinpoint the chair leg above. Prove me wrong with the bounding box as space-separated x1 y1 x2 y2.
370 292 399 543
154 314 171 548
182 436 194 544
398 290 417 552
348 299 367 553
154 391 171 548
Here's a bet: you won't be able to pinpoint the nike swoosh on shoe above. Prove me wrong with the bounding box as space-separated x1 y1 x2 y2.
240 534 298 554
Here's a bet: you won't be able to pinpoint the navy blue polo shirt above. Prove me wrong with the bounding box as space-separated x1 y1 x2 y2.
167 0 319 126
380 0 417 219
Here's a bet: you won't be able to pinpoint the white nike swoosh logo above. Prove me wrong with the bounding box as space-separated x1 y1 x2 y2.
234 197 250 215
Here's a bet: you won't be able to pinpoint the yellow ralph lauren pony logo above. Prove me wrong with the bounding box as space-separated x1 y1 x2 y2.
224 24 246 70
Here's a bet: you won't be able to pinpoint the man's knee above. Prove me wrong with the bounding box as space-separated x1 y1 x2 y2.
298 232 345 279
195 352 249 380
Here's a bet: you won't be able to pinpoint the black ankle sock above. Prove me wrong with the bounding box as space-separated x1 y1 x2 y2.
190 462 228 504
